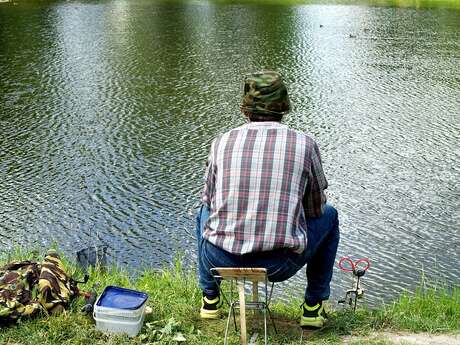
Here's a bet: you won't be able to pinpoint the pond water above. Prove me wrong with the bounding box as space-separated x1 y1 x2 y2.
0 0 459 305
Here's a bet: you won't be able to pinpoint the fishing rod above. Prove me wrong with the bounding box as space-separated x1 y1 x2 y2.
338 257 371 311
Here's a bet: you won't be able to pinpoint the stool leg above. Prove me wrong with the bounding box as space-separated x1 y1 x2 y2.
252 281 259 331
267 307 278 334
263 308 268 345
231 280 238 330
233 304 238 331
238 281 247 345
224 305 233 345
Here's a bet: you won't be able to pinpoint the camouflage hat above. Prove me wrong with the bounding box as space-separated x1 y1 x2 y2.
241 71 290 116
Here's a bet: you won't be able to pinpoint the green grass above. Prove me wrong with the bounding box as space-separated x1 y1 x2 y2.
0 251 459 345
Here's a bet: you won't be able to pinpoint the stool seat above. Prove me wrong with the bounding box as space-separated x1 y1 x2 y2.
211 267 277 345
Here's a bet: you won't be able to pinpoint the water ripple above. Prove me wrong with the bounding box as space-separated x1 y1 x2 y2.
1 1 459 305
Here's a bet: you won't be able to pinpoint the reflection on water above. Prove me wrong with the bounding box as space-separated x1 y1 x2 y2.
0 0 459 305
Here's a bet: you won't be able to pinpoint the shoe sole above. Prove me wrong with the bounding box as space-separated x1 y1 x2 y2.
200 309 221 319
300 317 325 328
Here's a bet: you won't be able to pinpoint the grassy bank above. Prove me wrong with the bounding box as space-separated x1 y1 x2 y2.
0 252 459 345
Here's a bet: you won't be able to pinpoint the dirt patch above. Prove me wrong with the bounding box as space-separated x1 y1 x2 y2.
344 331 460 345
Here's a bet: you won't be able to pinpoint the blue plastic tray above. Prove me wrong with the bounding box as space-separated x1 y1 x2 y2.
96 286 148 310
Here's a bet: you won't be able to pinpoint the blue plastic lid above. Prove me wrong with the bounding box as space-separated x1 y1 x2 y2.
97 286 148 310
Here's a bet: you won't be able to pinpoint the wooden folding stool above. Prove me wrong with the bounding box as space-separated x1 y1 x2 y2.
210 267 277 345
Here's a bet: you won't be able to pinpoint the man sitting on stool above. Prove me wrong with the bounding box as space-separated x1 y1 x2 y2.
196 71 340 328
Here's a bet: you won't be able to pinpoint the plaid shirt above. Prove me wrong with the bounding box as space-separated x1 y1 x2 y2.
201 121 328 255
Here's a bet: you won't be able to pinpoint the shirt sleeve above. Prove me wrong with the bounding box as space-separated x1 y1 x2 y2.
303 141 328 218
201 139 217 206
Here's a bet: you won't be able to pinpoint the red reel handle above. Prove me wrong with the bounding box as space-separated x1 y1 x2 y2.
338 257 355 272
338 257 371 272
354 258 371 271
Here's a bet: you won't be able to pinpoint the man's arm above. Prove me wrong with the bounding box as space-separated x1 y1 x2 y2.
303 141 328 218
201 140 217 207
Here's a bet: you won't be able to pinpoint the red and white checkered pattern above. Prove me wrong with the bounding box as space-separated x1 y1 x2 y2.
202 121 328 255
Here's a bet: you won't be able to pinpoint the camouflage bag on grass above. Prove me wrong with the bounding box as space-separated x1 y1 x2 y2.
0 251 80 324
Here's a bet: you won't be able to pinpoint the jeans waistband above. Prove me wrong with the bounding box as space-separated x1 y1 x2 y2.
205 239 296 261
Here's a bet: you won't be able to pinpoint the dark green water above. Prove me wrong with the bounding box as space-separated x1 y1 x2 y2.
1 0 459 304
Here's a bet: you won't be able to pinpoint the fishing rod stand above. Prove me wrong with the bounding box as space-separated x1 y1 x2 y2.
338 268 366 311
337 257 370 312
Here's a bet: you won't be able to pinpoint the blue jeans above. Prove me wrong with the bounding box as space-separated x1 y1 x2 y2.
196 204 340 303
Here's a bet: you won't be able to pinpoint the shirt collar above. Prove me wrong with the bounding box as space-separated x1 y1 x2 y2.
241 121 287 129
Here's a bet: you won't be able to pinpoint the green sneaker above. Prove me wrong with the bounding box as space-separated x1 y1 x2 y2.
300 301 327 328
200 295 223 319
